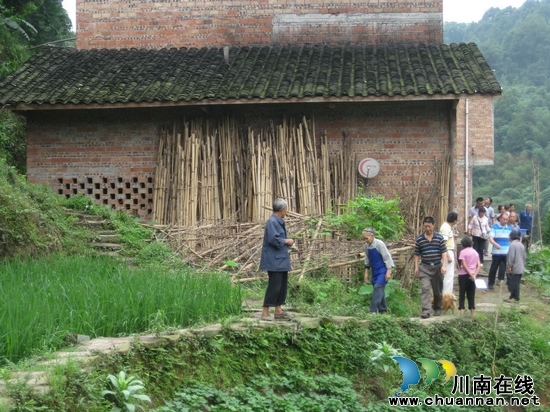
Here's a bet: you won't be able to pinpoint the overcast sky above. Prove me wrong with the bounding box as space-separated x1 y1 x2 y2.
62 0 527 32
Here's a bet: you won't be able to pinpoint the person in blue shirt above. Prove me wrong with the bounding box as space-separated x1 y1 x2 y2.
363 228 394 314
520 204 533 235
488 213 512 290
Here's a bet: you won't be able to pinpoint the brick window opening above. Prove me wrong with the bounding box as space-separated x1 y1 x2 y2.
57 175 154 218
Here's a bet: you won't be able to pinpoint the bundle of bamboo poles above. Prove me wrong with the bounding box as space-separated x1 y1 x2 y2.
152 115 359 226
145 213 415 281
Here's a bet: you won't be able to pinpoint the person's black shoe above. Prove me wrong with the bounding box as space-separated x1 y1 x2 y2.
488 286 494 290
421 313 430 319
434 310 442 316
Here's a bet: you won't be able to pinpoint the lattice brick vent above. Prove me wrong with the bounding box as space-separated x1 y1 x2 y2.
57 176 154 218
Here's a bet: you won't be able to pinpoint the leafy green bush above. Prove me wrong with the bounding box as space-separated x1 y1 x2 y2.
101 371 151 412
291 277 414 317
154 372 366 412
0 110 26 173
542 210 550 246
0 159 92 258
325 193 405 240
4 312 550 411
526 248 550 285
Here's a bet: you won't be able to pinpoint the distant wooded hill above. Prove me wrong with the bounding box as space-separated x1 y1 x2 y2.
445 0 550 236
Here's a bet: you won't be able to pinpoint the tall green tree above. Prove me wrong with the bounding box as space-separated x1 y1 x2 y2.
1 0 73 172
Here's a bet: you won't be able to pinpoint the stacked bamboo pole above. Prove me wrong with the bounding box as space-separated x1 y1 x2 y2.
152 115 360 226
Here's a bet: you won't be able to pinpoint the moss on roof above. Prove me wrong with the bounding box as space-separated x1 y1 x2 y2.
0 43 501 106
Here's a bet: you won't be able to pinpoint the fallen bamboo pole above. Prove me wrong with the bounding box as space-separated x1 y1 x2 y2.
298 218 323 282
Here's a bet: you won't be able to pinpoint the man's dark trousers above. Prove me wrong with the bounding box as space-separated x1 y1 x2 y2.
419 263 443 316
263 271 288 306
488 255 507 288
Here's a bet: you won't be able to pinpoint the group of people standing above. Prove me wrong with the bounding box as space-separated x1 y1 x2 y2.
467 197 531 292
258 197 529 322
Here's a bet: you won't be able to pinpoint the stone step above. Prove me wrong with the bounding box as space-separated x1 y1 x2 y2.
97 234 121 241
91 243 123 249
96 230 118 235
83 219 109 226
96 251 121 257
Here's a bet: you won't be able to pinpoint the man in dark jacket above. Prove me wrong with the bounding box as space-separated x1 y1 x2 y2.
260 198 297 321
505 229 526 302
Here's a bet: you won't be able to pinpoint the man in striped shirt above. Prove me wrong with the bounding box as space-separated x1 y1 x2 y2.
414 216 448 319
488 213 512 290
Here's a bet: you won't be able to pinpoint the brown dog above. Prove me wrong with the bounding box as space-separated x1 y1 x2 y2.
431 293 456 314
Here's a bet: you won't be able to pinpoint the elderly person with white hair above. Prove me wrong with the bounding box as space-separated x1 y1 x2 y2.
362 228 394 314
259 198 297 321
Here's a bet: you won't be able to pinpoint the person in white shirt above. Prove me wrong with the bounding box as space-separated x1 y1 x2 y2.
484 197 495 225
483 197 495 256
468 197 484 224
439 212 458 294
468 207 491 265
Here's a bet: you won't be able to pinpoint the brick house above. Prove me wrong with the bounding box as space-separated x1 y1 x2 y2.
0 0 500 228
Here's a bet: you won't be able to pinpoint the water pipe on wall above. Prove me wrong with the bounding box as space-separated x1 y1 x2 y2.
464 98 469 232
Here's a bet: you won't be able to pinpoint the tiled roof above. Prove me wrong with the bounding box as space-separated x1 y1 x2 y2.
0 43 501 107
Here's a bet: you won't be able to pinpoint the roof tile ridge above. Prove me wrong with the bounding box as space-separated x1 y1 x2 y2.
305 45 324 97
122 49 177 103
319 45 334 98
40 48 83 104
416 43 437 95
0 48 56 104
364 45 378 96
386 43 402 96
179 47 220 101
238 46 265 98
188 48 228 100
89 48 146 104
396 44 416 95
286 44 308 98
54 48 110 104
223 46 255 99
271 45 294 99
173 47 210 101
406 44 427 95
430 43 462 94
341 44 353 97
247 46 273 99
378 44 391 97
132 48 182 102
294 45 314 98
459 42 499 94
447 43 474 94
330 45 344 97
351 45 365 97
281 44 303 98
263 46 287 98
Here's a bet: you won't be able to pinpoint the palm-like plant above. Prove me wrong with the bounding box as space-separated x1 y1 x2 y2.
0 5 37 40
369 341 404 372
101 371 152 412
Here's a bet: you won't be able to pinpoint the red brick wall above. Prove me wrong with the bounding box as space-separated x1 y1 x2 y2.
26 108 167 217
25 98 493 222
453 95 495 231
76 0 443 49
